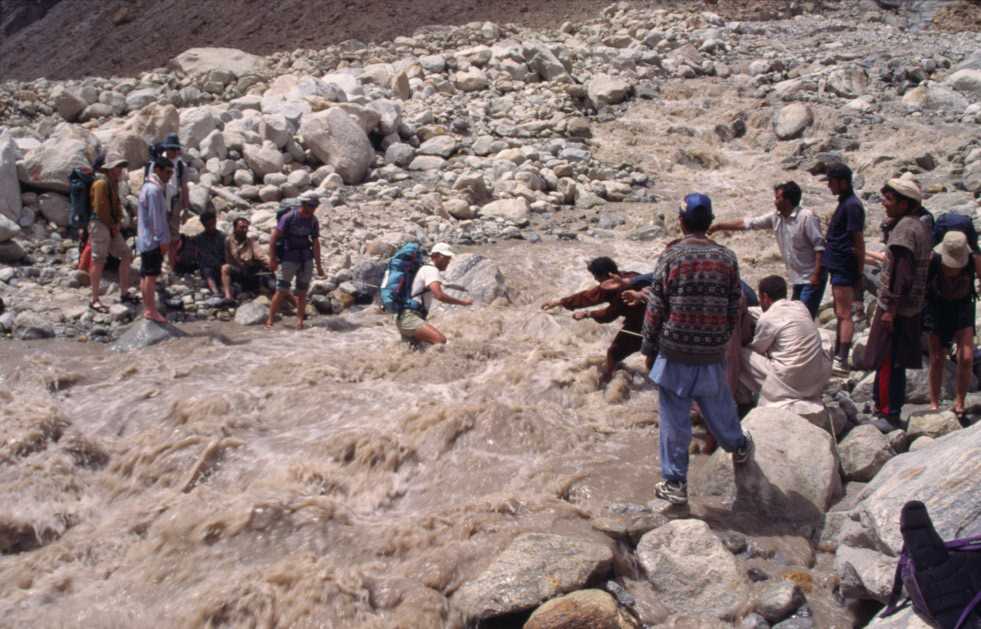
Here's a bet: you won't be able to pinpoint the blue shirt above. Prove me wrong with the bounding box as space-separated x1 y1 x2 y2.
136 177 171 254
822 192 865 272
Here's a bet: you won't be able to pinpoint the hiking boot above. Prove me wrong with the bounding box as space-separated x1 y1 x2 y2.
654 480 688 505
733 431 754 465
831 357 850 376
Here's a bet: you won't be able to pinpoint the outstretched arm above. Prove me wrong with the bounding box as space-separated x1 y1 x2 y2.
430 282 472 306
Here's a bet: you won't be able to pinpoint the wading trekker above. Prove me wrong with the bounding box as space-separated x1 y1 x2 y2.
136 157 174 323
541 257 643 382
709 181 826 318
266 191 324 329
813 163 865 375
863 178 932 428
88 156 135 313
641 193 754 506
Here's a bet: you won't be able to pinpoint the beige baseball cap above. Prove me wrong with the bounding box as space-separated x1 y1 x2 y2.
430 243 455 257
886 176 922 202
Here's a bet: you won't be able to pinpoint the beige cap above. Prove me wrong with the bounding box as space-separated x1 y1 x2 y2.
886 176 922 202
935 231 970 269
430 242 455 258
104 156 129 170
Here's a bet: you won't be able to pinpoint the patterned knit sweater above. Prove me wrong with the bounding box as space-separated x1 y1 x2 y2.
641 237 742 365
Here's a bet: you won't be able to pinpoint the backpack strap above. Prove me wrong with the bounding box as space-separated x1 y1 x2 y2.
879 547 911 619
954 590 981 629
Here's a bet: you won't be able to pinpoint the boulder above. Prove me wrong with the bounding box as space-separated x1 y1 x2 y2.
13 311 55 340
234 301 268 326
199 129 227 161
170 47 265 78
865 607 933 628
179 107 220 150
0 131 22 223
827 66 869 98
260 114 292 149
442 253 510 304
839 424 894 482
906 410 964 440
636 519 750 620
944 69 981 99
125 88 160 111
366 99 402 136
18 124 100 193
453 174 494 205
384 143 415 167
480 198 530 225
408 156 446 171
299 108 375 185
902 82 969 112
756 580 804 623
453 68 490 92
453 533 612 623
418 135 459 159
38 193 70 227
835 545 895 603
322 71 364 100
774 103 813 140
587 75 632 108
0 240 27 263
697 408 841 522
111 319 187 351
52 87 87 122
243 141 285 178
117 103 180 169
0 214 20 242
525 590 636 629
526 43 571 83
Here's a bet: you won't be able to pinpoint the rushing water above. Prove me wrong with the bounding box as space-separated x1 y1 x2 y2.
0 238 854 628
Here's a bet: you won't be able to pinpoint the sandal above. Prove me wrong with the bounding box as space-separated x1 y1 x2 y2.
120 294 141 305
953 408 970 428
89 301 110 314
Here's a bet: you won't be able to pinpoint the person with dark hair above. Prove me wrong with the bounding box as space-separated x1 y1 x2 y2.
157 134 189 274
221 217 271 302
136 157 174 322
88 156 135 312
738 275 831 413
266 191 325 329
641 193 753 506
862 178 932 428
708 180 826 318
813 163 866 375
542 256 643 382
191 210 226 297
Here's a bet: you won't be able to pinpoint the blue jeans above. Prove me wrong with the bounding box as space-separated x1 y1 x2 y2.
792 282 826 319
650 356 748 483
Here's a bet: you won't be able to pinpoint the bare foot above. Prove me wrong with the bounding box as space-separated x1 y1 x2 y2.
264 319 274 329
143 311 167 323
296 319 305 330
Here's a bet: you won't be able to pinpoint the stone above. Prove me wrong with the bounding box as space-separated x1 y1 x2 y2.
865 607 933 628
0 240 27 263
453 533 613 623
944 69 981 99
442 254 510 304
408 156 446 171
418 135 458 159
111 319 187 351
200 129 227 161
52 87 87 121
13 311 55 340
384 143 415 167
480 198 530 225
902 82 969 112
587 75 632 108
261 114 292 149
525 589 635 629
697 408 841 522
526 43 571 83
0 214 20 242
827 66 869 98
299 108 375 185
756 580 805 623
906 410 963 440
636 519 750 620
170 47 265 78
234 301 268 326
179 107 220 150
390 70 412 99
38 193 70 227
125 88 160 111
0 131 22 223
444 199 475 220
118 103 180 168
18 124 100 193
839 424 894 482
835 545 895 603
453 68 490 92
774 103 814 140
243 141 285 178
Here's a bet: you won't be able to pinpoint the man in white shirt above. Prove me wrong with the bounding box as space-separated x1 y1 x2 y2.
739 275 832 415
396 243 473 345
709 181 826 318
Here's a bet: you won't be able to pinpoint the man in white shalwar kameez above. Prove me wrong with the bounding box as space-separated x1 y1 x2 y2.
740 275 832 414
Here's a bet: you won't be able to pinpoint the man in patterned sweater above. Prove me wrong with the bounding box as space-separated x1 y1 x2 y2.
641 193 755 506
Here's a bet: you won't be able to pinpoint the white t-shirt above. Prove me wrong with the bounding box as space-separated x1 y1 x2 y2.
412 265 441 313
164 157 184 209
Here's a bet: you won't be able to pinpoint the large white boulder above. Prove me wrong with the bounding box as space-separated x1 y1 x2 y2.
774 103 814 140
0 213 21 242
0 131 22 223
179 107 220 150
944 68 981 99
38 193 70 227
587 74 632 108
479 198 530 225
902 82 969 112
18 124 101 193
243 141 284 178
170 47 265 78
827 65 869 98
299 107 374 185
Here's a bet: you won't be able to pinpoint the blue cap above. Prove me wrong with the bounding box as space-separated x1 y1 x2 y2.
679 193 713 223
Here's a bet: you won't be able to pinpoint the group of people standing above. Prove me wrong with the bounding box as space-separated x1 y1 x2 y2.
542 165 978 505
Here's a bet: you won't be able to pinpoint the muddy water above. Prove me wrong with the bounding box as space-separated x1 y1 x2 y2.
0 238 853 628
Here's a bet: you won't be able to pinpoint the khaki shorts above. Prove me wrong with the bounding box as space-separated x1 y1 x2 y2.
276 259 313 292
396 309 428 340
89 221 131 263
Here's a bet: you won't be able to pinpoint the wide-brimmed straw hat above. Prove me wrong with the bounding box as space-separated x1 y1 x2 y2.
935 231 970 269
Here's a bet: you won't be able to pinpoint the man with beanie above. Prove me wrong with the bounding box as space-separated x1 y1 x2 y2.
863 177 932 427
813 163 865 375
641 193 754 506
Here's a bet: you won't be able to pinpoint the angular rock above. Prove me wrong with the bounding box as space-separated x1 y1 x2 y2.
18 124 100 193
697 408 841 522
13 311 55 340
384 143 415 167
637 519 750 620
408 156 446 171
454 174 493 205
944 69 981 99
111 319 187 351
243 141 285 178
827 66 869 98
902 82 969 112
179 107 220 150
865 607 933 628
453 68 490 92
38 193 70 227
0 214 20 242
171 47 265 78
774 103 813 140
453 533 613 623
52 87 87 122
125 88 160 112
906 410 962 440
839 424 894 482
525 589 635 629
442 253 510 304
299 108 374 185
480 198 530 224
418 135 458 159
234 301 268 326
588 75 632 108
0 130 22 223
199 129 227 161
0 240 26 263
835 545 895 603
756 580 805 623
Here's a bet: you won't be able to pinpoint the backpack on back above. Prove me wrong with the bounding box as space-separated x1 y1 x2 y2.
934 212 980 253
274 205 297 260
880 501 981 629
928 252 977 301
68 167 96 237
380 243 427 314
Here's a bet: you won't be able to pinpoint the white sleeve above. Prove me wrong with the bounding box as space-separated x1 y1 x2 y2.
420 266 442 288
744 213 775 230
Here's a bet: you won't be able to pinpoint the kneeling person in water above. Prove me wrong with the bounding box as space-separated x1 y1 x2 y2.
397 243 473 345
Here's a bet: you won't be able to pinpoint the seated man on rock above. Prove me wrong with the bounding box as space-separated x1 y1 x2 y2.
221 216 270 302
192 210 227 298
739 275 832 416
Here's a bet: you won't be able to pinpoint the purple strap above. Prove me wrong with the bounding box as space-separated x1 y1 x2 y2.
954 589 981 629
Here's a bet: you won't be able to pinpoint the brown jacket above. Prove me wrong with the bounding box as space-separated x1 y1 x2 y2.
90 176 123 227
226 235 269 268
